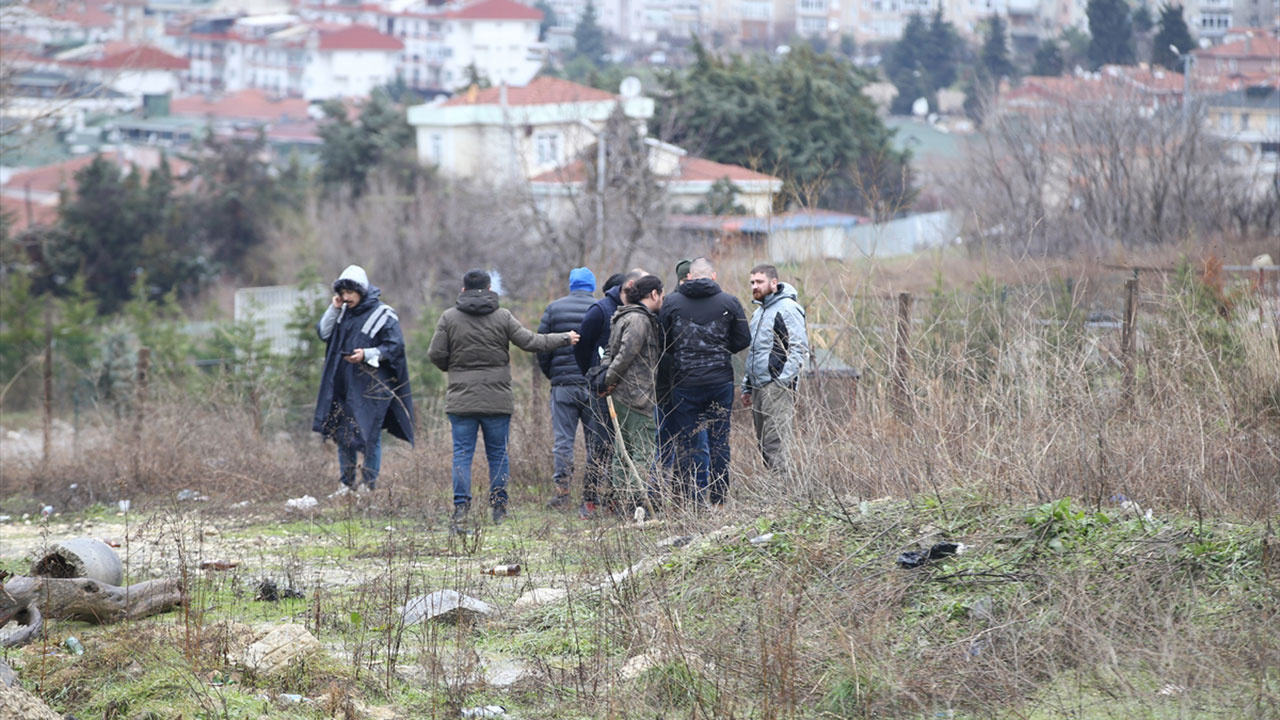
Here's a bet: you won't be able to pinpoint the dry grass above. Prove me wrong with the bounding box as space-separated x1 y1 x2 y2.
2 257 1278 718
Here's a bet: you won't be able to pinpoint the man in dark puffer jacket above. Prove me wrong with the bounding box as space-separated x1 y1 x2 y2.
658 257 750 507
537 267 598 508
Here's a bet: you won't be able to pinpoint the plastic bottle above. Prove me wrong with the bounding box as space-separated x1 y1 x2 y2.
484 564 521 576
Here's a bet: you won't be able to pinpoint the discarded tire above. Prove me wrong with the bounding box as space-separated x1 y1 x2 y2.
31 538 124 586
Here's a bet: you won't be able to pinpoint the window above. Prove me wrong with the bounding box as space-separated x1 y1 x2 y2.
535 133 561 165
1219 112 1232 131
430 133 444 164
1240 112 1250 130
1261 141 1279 159
1268 114 1280 135
799 0 825 10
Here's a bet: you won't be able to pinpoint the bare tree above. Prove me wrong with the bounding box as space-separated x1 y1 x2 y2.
947 85 1279 255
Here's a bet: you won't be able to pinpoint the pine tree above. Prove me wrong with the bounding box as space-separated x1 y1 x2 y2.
885 13 934 112
981 14 1016 83
1087 0 1137 68
1032 40 1066 76
573 2 607 67
533 0 556 41
922 9 960 90
1152 4 1194 71
1133 3 1155 33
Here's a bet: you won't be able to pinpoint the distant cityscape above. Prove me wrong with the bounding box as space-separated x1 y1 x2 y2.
2 0 1277 238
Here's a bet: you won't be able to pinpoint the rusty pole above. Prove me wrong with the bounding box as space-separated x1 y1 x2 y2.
1121 279 1138 408
893 292 913 420
133 348 150 484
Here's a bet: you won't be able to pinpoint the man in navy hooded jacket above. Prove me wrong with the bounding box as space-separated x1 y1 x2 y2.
537 267 598 509
313 265 414 491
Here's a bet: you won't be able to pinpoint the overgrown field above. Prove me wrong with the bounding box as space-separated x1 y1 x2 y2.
2 258 1278 718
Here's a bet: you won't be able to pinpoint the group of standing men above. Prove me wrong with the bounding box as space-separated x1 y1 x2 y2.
309 258 809 528
538 257 810 519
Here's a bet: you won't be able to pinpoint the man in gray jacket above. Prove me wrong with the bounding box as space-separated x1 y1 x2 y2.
741 264 809 473
428 270 579 527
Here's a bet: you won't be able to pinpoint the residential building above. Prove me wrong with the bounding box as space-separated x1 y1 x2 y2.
1233 0 1280 32
62 45 191 100
302 0 543 92
168 17 403 99
1186 0 1235 41
406 76 655 181
1203 84 1280 177
1 1 118 45
530 141 783 218
1192 28 1280 77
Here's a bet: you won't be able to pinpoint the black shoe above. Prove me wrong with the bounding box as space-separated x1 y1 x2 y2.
451 501 470 523
547 489 571 510
491 503 507 525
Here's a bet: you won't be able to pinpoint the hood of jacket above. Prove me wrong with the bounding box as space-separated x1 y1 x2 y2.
569 267 596 293
614 302 654 321
755 282 797 308
456 289 500 316
333 264 370 294
348 284 382 313
679 277 721 299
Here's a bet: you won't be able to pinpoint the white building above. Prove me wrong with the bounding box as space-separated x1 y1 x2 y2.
407 75 654 181
302 0 544 92
0 2 118 45
168 18 403 99
305 26 405 100
530 140 783 218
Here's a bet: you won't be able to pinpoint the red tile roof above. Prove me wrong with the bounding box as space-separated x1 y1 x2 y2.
171 89 312 123
3 155 102 197
2 151 192 198
0 196 59 232
29 0 114 27
86 45 190 71
1195 31 1280 60
677 157 777 183
442 76 615 107
530 155 779 185
317 25 404 51
445 0 543 21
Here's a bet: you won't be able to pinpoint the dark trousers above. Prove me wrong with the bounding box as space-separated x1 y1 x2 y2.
581 394 612 504
656 401 707 492
550 384 591 487
667 381 735 505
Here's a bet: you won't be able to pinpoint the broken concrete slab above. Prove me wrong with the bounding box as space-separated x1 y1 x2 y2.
400 590 493 625
512 588 568 610
0 682 61 720
238 624 322 675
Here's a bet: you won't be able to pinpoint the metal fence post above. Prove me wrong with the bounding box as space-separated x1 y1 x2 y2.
133 347 150 484
1121 279 1138 408
893 292 913 420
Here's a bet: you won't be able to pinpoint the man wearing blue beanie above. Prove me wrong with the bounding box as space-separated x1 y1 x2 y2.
536 267 598 509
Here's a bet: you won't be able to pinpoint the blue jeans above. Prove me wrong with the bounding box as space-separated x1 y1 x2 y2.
338 432 382 489
449 414 511 507
666 382 735 505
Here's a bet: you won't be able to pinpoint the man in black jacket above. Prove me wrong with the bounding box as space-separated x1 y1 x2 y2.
573 269 644 517
537 267 598 508
658 258 750 507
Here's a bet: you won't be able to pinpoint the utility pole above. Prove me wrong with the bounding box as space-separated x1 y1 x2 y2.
595 132 606 251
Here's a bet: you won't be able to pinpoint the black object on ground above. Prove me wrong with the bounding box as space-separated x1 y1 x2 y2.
897 542 962 569
255 579 304 602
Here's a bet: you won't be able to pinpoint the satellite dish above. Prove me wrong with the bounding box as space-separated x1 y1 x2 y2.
619 76 642 98
911 97 929 117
